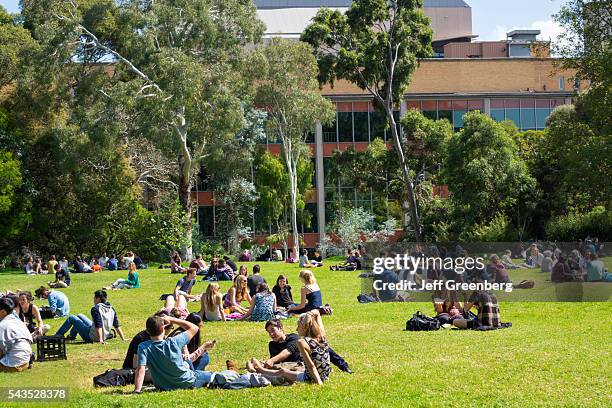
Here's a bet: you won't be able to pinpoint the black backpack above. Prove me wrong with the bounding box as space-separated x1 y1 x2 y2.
93 369 135 387
405 311 440 331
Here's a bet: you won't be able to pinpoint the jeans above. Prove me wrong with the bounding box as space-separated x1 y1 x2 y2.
187 352 210 371
193 370 213 388
215 271 233 281
55 314 92 342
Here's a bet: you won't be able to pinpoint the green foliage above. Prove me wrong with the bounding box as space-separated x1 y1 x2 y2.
401 109 452 169
0 16 39 87
546 206 612 241
460 213 518 242
0 151 22 213
301 0 432 105
444 111 537 237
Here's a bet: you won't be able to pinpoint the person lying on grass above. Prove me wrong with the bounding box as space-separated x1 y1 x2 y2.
54 290 126 343
161 294 190 319
133 314 215 393
174 269 199 301
0 297 33 373
105 262 140 290
246 309 331 385
263 317 353 374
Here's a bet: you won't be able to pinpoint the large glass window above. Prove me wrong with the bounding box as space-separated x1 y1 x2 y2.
198 206 215 237
337 112 353 142
322 113 337 143
520 99 536 130
369 109 387 141
353 111 369 141
438 100 452 124
300 203 318 233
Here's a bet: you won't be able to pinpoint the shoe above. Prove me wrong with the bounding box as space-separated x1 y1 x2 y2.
66 335 77 342
342 367 354 374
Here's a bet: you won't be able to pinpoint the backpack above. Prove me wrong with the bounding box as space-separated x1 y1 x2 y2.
516 279 535 289
405 311 440 331
93 369 135 387
39 306 56 319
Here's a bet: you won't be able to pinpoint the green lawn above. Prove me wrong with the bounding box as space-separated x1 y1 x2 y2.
0 261 611 407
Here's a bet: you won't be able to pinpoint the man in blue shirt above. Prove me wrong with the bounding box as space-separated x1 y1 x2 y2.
34 286 70 317
134 314 213 392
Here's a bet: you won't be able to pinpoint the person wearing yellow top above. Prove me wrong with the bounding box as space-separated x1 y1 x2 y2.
47 255 58 276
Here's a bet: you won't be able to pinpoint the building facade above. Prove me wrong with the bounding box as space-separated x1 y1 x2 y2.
194 0 584 248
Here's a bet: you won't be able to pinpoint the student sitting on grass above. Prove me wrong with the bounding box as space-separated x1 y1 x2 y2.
24 256 35 275
541 250 554 273
501 249 520 269
238 265 248 277
263 317 352 373
224 275 251 315
98 253 108 268
168 313 216 371
585 251 606 282
175 269 199 301
34 286 70 317
54 290 126 343
17 291 50 340
123 311 175 370
241 283 276 322
299 249 322 268
189 255 208 276
551 254 575 282
49 263 70 288
0 297 33 372
246 309 331 385
107 255 119 271
214 259 234 281
59 257 69 273
133 314 215 392
223 256 238 273
106 262 140 290
47 255 58 276
432 288 462 325
247 264 266 297
452 289 502 329
170 251 187 274
273 275 294 309
287 271 324 315
521 245 543 269
488 255 510 284
330 249 358 271
199 283 226 322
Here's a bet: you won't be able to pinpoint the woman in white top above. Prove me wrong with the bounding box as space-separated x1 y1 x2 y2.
200 283 226 322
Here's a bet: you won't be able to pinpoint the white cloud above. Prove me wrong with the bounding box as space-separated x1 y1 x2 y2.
481 19 563 43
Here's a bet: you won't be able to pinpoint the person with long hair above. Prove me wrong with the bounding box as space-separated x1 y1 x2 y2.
272 275 294 309
223 275 251 314
247 309 331 385
105 262 140 290
200 283 226 322
17 291 50 340
287 270 323 314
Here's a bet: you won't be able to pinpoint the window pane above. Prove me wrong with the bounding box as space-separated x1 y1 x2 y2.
521 99 536 109
438 100 452 110
438 110 452 124
198 206 215 237
305 131 315 143
491 109 505 122
370 109 388 140
490 100 505 109
505 99 520 109
300 203 318 233
535 108 551 129
453 110 467 130
536 99 551 109
422 100 436 111
337 111 352 142
322 115 337 143
353 112 369 141
406 100 420 110
468 100 484 111
521 108 536 130
453 100 468 110
506 108 521 128
423 110 437 120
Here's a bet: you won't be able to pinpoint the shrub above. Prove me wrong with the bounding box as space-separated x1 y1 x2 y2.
546 206 612 241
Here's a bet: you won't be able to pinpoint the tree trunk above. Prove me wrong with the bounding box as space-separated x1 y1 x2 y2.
387 108 421 243
178 154 194 261
288 161 300 257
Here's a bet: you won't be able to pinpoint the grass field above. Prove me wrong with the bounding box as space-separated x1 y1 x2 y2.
0 260 611 407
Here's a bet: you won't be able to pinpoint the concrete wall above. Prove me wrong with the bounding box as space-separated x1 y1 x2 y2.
424 6 472 41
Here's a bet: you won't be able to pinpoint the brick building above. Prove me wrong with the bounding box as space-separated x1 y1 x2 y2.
194 0 585 248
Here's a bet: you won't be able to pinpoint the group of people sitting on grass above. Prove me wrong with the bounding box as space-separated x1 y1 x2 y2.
431 287 509 330
330 246 366 271
24 252 147 276
164 266 331 323
510 243 609 282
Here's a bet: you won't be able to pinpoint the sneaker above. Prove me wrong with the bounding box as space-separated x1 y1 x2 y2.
342 367 354 374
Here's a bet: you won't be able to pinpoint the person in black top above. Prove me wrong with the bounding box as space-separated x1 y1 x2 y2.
223 256 237 272
247 264 266 297
49 264 70 288
16 291 49 339
263 319 353 373
272 275 294 309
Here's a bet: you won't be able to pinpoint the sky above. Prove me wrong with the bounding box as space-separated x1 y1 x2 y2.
1 0 568 42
